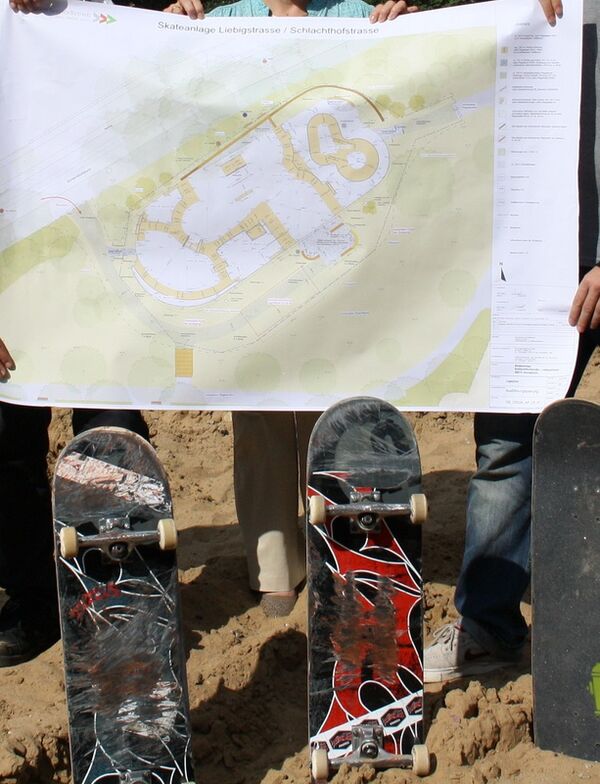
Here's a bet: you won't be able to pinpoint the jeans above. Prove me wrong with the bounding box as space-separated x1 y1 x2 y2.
456 322 600 656
0 403 148 602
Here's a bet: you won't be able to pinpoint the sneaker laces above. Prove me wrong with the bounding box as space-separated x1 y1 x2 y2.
431 621 462 651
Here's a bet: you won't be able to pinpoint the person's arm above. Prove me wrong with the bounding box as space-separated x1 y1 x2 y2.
539 0 600 335
569 267 600 333
164 0 413 20
373 0 559 25
163 0 204 17
538 0 563 25
373 0 559 26
371 0 562 27
369 0 417 22
9 0 51 12
9 0 198 14
0 339 15 381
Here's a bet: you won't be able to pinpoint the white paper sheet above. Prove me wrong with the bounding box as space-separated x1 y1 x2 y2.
0 0 582 411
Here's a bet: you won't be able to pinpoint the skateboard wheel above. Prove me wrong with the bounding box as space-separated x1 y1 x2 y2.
311 747 330 781
411 743 430 776
409 493 428 525
158 518 178 550
309 495 327 526
59 526 79 559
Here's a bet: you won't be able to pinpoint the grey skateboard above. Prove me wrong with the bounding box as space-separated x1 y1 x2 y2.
532 398 600 761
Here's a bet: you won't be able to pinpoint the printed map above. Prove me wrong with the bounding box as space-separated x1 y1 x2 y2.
0 1 581 410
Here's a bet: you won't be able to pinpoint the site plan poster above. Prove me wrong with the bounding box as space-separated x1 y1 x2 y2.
0 0 582 412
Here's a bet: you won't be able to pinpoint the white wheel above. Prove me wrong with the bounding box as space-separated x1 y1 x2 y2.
158 518 178 550
60 526 79 559
311 747 329 781
412 744 430 776
410 493 428 525
309 495 327 526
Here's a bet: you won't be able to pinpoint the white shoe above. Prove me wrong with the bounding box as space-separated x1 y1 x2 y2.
423 621 514 683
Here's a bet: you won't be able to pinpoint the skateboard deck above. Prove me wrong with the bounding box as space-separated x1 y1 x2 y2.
532 398 600 761
306 397 429 780
52 426 195 784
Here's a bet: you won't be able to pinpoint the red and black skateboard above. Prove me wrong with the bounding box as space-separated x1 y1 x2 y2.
306 397 429 780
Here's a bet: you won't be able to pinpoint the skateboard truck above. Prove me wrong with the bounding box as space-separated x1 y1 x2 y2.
58 517 178 560
121 773 153 784
308 492 427 529
119 774 194 784
352 721 384 760
311 722 430 780
350 491 380 532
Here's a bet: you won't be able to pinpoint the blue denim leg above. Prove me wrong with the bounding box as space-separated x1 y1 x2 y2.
455 412 537 657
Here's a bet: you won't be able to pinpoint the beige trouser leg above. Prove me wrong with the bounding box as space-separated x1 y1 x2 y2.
232 410 320 592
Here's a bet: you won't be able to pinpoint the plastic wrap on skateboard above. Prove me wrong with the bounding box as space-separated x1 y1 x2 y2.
306 398 429 779
53 427 195 784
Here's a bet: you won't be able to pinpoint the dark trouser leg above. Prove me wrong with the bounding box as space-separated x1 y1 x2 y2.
0 406 148 596
0 403 54 598
71 409 149 440
0 405 149 664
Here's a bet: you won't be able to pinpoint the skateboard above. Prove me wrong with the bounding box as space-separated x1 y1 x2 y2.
532 398 600 761
306 397 430 780
52 426 195 784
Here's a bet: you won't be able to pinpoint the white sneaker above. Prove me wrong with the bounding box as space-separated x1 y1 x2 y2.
423 621 513 683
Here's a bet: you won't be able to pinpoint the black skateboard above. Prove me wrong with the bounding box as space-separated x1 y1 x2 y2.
52 426 195 784
306 397 430 780
532 398 600 761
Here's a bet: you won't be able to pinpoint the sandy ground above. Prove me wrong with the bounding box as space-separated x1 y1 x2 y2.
1 356 599 784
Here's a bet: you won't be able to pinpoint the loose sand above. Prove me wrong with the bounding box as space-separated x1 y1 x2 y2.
1 355 599 784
